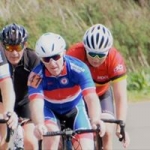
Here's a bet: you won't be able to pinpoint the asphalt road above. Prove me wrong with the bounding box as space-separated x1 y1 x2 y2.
113 101 150 150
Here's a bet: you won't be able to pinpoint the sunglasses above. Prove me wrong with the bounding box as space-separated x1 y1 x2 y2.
87 52 106 59
4 44 24 52
42 54 62 63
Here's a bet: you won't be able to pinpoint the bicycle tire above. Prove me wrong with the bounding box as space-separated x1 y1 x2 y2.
62 136 72 150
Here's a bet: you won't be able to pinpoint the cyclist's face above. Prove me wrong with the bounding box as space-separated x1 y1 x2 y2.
42 52 65 76
4 44 25 66
86 53 107 67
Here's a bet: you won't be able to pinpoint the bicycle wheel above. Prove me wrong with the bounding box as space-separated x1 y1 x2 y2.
62 136 72 150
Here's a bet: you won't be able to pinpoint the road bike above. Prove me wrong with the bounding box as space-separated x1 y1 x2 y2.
38 126 100 150
38 118 126 150
0 118 14 149
96 118 125 150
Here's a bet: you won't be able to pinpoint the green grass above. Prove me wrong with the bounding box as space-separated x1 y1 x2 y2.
127 69 150 102
0 0 150 102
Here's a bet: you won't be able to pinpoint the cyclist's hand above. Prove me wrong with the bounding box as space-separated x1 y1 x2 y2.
4 111 18 130
18 117 30 125
92 120 106 137
116 130 130 148
34 124 47 140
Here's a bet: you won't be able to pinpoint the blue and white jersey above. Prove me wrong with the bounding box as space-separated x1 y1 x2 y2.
28 55 96 114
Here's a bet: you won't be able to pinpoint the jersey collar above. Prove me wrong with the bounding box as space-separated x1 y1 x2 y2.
45 62 67 77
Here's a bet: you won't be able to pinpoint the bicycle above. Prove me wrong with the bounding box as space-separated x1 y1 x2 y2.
95 118 126 150
13 117 31 150
38 126 100 150
38 118 125 150
0 118 14 149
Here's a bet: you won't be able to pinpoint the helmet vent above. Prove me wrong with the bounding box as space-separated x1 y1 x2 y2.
86 36 90 49
104 38 109 48
91 35 94 49
91 27 95 33
99 36 104 49
97 25 100 30
41 46 46 53
96 33 99 45
52 43 54 51
102 27 106 33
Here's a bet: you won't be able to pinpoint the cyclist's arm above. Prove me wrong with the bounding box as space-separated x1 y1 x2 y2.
0 64 17 129
112 78 127 122
112 78 130 147
84 92 101 123
29 98 44 125
28 65 44 125
0 78 15 112
0 48 15 112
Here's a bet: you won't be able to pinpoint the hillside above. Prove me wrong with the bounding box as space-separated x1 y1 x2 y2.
0 0 150 101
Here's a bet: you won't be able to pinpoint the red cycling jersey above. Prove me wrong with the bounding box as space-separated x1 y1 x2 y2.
67 42 127 96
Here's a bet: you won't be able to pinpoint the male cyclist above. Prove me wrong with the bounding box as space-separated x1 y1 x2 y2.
67 24 130 150
28 32 106 150
0 45 18 149
0 23 40 149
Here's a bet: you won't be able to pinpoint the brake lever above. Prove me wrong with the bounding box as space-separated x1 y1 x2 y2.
119 122 125 142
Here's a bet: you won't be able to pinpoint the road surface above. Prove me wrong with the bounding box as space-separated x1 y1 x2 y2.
113 101 150 150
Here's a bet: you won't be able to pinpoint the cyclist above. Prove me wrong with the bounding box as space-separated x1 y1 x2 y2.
0 23 40 149
0 45 18 149
28 32 106 150
67 24 130 150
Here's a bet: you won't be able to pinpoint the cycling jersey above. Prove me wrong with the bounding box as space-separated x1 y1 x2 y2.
67 42 127 96
0 47 10 81
28 55 96 115
0 47 40 118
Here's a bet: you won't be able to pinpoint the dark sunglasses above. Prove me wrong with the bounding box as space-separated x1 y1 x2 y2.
87 52 106 59
42 54 62 63
3 44 24 52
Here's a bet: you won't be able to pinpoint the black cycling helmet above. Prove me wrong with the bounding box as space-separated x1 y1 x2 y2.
0 23 28 45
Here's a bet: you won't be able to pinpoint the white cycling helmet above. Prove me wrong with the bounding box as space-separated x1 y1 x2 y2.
35 32 66 58
83 24 113 54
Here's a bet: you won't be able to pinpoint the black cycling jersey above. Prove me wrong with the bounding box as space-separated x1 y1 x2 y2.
9 48 40 106
0 47 40 118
